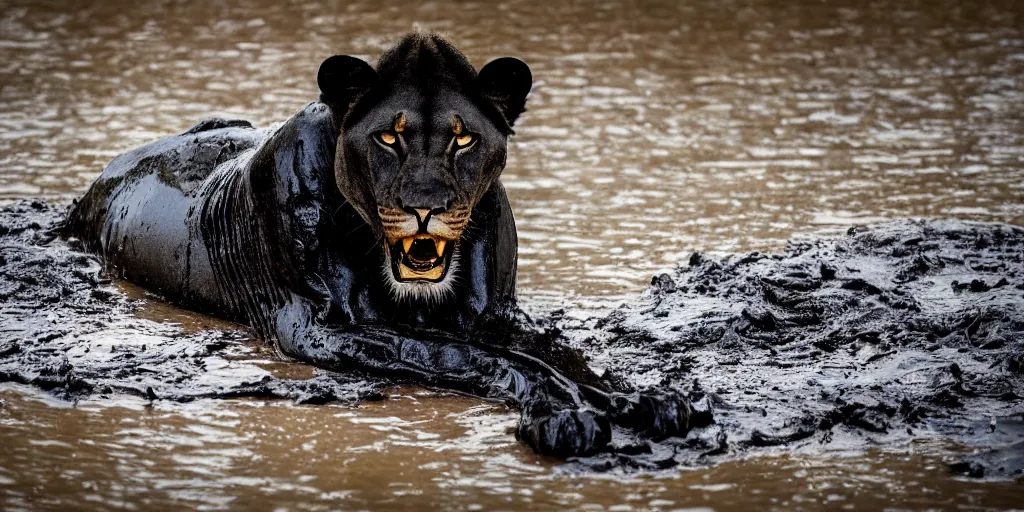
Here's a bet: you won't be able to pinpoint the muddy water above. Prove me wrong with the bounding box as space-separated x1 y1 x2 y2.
1 0 1023 509
0 384 1021 511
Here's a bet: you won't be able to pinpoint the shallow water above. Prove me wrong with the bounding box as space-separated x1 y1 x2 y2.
2 385 1022 511
1 0 1022 509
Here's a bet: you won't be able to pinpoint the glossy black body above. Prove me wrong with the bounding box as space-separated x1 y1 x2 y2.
64 35 694 457
69 106 516 329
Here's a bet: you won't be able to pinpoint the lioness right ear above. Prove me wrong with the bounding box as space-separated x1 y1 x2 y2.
477 57 532 128
317 55 376 106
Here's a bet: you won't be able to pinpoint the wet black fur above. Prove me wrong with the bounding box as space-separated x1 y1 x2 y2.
64 33 694 457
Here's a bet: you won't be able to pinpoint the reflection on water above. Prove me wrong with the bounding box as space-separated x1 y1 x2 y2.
1 385 1021 511
1 0 1023 508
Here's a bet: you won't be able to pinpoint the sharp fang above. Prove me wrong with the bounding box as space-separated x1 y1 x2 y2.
402 238 413 253
435 239 446 257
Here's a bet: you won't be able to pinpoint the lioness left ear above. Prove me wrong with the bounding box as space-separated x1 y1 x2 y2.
317 55 377 107
477 57 532 128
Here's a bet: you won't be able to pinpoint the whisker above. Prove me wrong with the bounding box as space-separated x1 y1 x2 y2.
363 234 384 257
343 222 367 238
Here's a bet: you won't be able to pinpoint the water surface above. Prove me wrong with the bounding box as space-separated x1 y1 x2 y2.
1 0 1022 509
2 385 1022 510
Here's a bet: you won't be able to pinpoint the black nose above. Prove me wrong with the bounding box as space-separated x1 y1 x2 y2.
397 172 453 221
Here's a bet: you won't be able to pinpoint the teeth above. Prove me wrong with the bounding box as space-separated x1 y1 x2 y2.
399 236 449 259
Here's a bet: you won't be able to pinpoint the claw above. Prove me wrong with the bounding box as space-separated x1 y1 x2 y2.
516 407 611 458
607 391 696 441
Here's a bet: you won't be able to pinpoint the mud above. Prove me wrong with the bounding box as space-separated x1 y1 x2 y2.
0 200 388 405
564 218 1024 476
2 201 1022 476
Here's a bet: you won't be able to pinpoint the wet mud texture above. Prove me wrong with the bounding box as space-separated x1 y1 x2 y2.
0 201 388 405
563 219 1024 476
2 201 1022 476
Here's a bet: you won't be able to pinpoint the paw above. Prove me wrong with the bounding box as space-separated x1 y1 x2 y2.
607 391 693 441
516 407 611 458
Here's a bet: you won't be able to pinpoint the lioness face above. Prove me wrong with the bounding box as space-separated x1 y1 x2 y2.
318 35 531 299
355 96 507 288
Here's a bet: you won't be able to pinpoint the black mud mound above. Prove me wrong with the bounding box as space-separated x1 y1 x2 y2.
2 201 1021 476
565 220 1024 476
0 200 386 404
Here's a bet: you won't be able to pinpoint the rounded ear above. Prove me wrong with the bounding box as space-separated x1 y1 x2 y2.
317 55 376 106
476 57 532 128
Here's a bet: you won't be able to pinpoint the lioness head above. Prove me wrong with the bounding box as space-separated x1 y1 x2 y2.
317 34 531 299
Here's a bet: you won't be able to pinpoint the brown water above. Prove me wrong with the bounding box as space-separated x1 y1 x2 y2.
2 384 1023 511
1 0 1023 509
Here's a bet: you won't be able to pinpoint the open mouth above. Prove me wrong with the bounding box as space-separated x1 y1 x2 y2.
389 235 454 282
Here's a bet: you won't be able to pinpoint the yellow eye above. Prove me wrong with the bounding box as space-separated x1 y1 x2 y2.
379 132 397 145
455 135 474 147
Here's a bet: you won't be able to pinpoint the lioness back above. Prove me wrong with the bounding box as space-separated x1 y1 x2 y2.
66 121 270 312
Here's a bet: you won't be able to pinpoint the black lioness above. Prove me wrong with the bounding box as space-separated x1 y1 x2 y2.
65 34 693 457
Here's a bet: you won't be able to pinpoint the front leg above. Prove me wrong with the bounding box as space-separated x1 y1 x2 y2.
454 181 519 329
246 102 344 318
273 295 611 457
